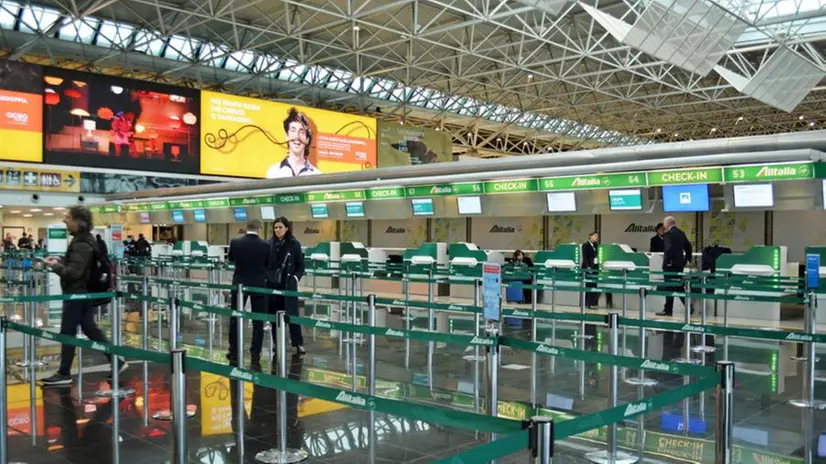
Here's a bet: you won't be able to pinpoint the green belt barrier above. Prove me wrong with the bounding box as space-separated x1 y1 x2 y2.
431 430 529 464
186 357 524 434
0 292 115 303
555 374 719 440
5 321 169 364
244 286 366 304
290 315 497 347
646 289 803 304
502 308 605 324
176 298 276 323
121 293 171 306
499 337 715 378
153 277 232 291
373 296 481 315
620 316 826 344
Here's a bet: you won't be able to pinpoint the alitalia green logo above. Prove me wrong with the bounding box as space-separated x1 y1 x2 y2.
572 177 601 187
385 328 405 337
324 193 342 200
431 186 452 194
757 165 809 177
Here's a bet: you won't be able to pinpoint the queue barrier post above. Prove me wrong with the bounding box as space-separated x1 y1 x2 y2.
0 318 8 464
530 416 554 464
171 349 187 464
715 361 734 464
142 275 150 426
790 290 823 408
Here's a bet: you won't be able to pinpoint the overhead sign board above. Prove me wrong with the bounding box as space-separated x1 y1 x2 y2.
0 167 80 193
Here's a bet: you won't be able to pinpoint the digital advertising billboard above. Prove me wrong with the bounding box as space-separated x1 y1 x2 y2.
42 67 200 174
0 60 43 163
200 91 377 178
377 121 452 168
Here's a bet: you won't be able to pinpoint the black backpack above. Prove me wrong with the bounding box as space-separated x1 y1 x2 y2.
86 238 114 304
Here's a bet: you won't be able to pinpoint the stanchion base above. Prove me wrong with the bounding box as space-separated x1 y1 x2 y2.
672 358 702 365
152 409 196 420
791 356 820 362
462 355 485 362
575 335 594 340
624 377 658 387
585 451 638 464
789 399 826 409
255 448 309 463
690 346 716 354
16 361 45 368
96 388 136 398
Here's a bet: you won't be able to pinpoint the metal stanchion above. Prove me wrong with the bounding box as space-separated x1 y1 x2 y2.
171 349 187 464
716 361 734 464
403 275 411 369
427 266 435 390
484 321 500 444
626 288 657 387
530 273 538 407
351 273 358 392
550 268 557 375
722 282 730 361
674 279 697 364
0 318 8 464
621 269 628 355
586 313 637 464
472 280 483 415
256 312 308 463
692 275 715 354
790 291 823 408
98 296 134 398
530 416 554 464
141 276 150 426
368 295 377 464
154 295 186 421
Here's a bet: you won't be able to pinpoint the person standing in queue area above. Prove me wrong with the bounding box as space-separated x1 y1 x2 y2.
650 223 665 253
656 216 694 317
581 232 600 309
266 217 306 356
226 219 270 365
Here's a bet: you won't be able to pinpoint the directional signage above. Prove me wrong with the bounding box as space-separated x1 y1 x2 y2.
724 162 814 183
123 203 150 212
0 167 80 193
274 193 305 204
406 183 483 197
482 263 502 321
366 187 405 200
204 198 230 209
229 196 274 207
539 172 646 191
483 179 538 194
149 202 169 211
648 167 723 186
305 190 366 203
167 200 205 210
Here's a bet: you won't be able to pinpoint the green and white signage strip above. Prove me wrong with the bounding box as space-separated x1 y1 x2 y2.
306 190 366 203
204 198 230 208
366 187 406 200
167 200 205 210
647 167 723 186
539 172 646 191
483 179 538 194
123 203 150 213
723 161 814 183
89 205 120 214
229 195 274 207
406 183 483 197
274 193 305 204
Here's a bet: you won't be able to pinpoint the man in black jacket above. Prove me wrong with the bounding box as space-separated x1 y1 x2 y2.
135 233 151 259
650 223 665 253
41 206 126 386
657 216 693 317
581 232 600 309
227 219 270 364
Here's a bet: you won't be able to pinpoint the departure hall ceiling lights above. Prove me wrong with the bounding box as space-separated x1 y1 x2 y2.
1 0 826 153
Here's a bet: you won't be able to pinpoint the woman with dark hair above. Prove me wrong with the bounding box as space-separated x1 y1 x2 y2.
266 217 306 355
266 108 322 179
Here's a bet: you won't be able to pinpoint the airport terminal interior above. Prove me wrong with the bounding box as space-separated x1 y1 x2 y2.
4 0 826 463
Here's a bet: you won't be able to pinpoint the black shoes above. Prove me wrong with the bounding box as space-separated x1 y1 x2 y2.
41 373 72 387
655 310 672 316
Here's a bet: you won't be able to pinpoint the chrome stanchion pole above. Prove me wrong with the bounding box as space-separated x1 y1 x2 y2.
17 283 30 368
693 275 715 354
235 284 246 460
98 296 134 398
628 288 656 388
550 268 557 374
141 276 150 425
403 275 410 369
0 318 8 464
427 266 435 390
171 349 187 464
587 313 637 464
530 416 554 464
485 321 500 445
351 273 358 392
674 278 695 364
622 269 628 355
723 275 730 361
154 295 181 420
256 312 308 464
790 291 822 408
716 361 734 464
368 295 377 464
473 279 483 414
530 273 538 407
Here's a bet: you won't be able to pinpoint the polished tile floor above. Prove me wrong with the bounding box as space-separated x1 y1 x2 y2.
3 295 824 463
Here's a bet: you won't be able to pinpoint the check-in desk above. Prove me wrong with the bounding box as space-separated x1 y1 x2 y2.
534 244 582 308
599 244 656 313
715 246 793 322
448 243 504 300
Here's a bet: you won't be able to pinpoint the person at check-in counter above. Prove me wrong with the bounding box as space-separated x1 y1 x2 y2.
581 232 600 309
656 216 694 317
650 223 665 253
266 108 323 179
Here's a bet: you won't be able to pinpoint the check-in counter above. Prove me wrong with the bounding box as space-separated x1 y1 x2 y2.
599 244 657 312
535 244 582 308
448 243 504 300
715 246 793 322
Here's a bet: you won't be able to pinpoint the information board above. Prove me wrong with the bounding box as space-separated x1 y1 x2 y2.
482 263 502 322
806 254 820 289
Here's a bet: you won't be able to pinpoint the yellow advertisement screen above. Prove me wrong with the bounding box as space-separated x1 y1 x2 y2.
200 91 377 178
0 61 43 163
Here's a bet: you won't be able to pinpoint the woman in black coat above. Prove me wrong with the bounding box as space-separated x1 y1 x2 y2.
267 217 306 355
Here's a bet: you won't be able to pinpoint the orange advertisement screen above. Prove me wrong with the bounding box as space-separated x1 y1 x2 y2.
200 91 376 178
0 61 43 163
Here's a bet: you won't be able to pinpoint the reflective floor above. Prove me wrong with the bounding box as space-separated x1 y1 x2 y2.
3 297 824 464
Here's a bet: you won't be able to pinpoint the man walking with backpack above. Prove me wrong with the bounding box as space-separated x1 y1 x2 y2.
41 206 127 386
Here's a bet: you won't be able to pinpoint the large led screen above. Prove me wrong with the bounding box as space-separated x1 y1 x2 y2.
43 68 200 174
201 91 377 178
377 121 452 167
0 60 43 163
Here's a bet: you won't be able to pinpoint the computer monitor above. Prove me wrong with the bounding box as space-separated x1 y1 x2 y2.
608 189 643 211
457 196 482 215
172 210 185 223
139 212 151 224
733 183 773 208
546 192 577 213
662 184 710 212
310 204 329 219
411 198 434 216
233 207 247 222
345 202 365 218
260 205 276 221
193 209 207 223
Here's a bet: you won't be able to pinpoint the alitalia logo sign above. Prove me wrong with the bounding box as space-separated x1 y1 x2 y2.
431 186 452 195
756 165 809 178
640 359 673 372
786 333 813 342
572 177 602 187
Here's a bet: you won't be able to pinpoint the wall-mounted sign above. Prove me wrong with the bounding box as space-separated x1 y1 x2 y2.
483 179 538 194
648 167 722 186
366 187 405 200
539 173 646 191
0 167 80 193
406 183 482 197
305 190 366 203
723 162 813 183
229 196 273 207
167 200 205 210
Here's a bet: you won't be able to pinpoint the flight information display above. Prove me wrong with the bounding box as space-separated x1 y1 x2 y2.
662 184 710 212
733 183 773 208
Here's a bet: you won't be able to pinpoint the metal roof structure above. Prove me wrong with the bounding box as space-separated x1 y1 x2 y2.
2 0 826 157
